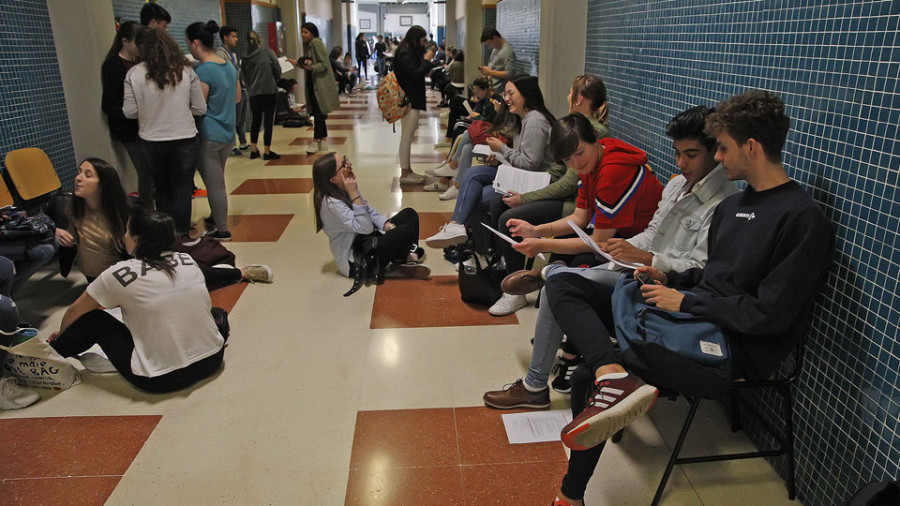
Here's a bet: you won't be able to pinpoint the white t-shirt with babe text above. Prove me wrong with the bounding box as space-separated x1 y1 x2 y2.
87 253 225 377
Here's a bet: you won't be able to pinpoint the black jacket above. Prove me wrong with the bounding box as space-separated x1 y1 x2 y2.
101 56 139 142
355 39 370 60
393 46 434 111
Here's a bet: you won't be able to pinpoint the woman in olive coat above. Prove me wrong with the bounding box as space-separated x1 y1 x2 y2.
291 22 340 154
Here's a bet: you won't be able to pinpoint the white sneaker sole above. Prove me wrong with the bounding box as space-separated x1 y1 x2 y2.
425 234 467 249
432 166 456 178
488 298 527 316
563 384 659 450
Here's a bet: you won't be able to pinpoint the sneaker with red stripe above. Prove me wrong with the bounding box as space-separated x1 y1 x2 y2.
560 372 658 451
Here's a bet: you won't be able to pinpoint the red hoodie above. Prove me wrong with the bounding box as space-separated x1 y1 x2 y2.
575 137 664 238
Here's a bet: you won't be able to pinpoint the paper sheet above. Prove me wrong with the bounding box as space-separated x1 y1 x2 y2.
502 410 573 444
278 56 295 73
566 219 644 270
480 223 547 261
472 144 499 158
492 164 551 195
463 100 475 115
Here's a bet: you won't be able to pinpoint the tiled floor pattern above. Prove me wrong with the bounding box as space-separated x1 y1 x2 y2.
3 87 798 505
0 415 161 505
345 407 568 505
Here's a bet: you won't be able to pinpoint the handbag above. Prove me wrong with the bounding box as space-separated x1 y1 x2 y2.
176 235 236 269
344 232 384 297
457 243 505 307
612 277 731 370
467 120 510 146
0 211 55 242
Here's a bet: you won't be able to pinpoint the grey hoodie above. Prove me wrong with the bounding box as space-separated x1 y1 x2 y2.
241 47 281 97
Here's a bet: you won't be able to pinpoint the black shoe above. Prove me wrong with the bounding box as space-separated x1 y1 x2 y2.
443 245 460 263
249 150 260 159
263 151 281 160
551 355 583 394
211 307 230 340
207 230 232 242
230 148 242 157
202 216 216 229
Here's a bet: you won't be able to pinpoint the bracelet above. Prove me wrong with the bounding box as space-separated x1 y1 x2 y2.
352 196 362 203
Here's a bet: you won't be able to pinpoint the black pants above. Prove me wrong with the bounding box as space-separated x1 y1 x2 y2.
139 137 198 235
357 58 368 79
446 95 469 139
490 196 564 273
201 266 243 291
50 310 225 394
561 364 607 499
249 93 276 147
306 79 328 140
376 207 420 268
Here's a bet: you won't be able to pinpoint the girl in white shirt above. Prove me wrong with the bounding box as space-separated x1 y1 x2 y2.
49 209 226 393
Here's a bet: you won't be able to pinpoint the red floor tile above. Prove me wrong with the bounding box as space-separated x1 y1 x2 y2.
0 415 161 479
417 212 454 240
222 214 294 242
454 407 568 466
344 466 464 506
264 153 324 166
209 282 248 313
370 276 518 329
460 461 570 504
231 178 313 195
349 409 459 470
289 137 348 146
0 476 122 506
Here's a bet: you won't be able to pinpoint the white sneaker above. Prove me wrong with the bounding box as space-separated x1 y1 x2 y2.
439 186 459 201
398 171 427 184
242 264 273 283
394 262 431 279
432 164 456 178
489 293 528 316
306 141 321 154
318 141 330 152
78 352 117 373
0 377 40 410
423 180 449 192
434 140 451 148
425 222 467 248
426 161 448 177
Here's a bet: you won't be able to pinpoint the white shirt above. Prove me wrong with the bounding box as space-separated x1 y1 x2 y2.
123 63 207 141
88 253 224 377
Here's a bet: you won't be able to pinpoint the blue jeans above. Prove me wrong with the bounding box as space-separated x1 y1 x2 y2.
11 242 57 295
451 165 498 224
524 263 625 390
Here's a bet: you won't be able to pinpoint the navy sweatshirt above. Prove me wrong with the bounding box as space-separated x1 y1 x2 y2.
668 180 834 379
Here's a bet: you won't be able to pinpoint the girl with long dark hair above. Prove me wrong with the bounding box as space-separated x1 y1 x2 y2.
123 27 206 237
241 30 282 160
392 25 436 184
313 153 430 282
48 209 227 394
289 22 340 154
101 21 152 204
186 20 240 241
355 33 370 80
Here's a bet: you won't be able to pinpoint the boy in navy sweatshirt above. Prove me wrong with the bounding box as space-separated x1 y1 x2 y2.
547 90 834 506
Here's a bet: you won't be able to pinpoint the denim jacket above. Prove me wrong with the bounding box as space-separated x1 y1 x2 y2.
626 164 739 273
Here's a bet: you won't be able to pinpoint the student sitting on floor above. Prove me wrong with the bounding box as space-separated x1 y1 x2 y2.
546 90 834 506
48 209 230 394
314 153 431 283
53 158 272 286
482 105 739 407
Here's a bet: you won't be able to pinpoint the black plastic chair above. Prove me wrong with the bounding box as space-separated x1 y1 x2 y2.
613 344 804 505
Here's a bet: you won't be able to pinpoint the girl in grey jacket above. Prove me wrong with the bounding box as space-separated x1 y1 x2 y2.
241 30 281 160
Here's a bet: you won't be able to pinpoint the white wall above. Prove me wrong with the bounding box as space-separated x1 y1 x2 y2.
357 6 378 34
382 4 429 37
538 0 588 117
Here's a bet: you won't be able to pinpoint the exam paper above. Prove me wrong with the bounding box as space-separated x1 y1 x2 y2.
566 220 644 270
472 144 498 157
493 164 551 195
480 223 547 261
278 56 295 73
502 410 573 444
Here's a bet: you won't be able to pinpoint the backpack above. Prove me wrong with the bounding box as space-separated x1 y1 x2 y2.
376 72 410 124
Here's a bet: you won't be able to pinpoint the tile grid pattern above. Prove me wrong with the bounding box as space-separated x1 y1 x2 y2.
0 0 77 187
481 8 495 65
112 0 223 53
495 0 541 77
584 1 899 504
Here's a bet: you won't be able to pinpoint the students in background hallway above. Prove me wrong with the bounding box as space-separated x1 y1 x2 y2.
187 20 239 242
49 209 227 394
479 28 518 97
123 28 206 237
313 153 431 281
393 25 437 184
140 3 170 31
289 22 339 155
330 46 356 94
215 25 250 155
355 33 370 80
241 30 281 161
374 35 387 77
101 20 152 204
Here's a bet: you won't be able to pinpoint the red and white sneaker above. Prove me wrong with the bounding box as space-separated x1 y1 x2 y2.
551 496 580 506
560 372 658 450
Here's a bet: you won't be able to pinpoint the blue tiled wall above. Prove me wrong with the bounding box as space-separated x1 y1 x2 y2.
495 0 540 77
112 0 223 53
481 7 496 65
0 0 77 187
584 1 899 504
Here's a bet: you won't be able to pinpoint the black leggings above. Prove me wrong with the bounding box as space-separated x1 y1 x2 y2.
50 310 225 394
357 58 368 79
561 364 607 499
376 207 420 268
249 93 277 147
201 266 242 291
306 79 328 140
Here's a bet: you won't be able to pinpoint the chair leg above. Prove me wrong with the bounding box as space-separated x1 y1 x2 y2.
781 383 796 500
729 391 742 432
652 397 702 506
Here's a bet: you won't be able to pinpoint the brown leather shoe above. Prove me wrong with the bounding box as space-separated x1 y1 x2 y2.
501 268 544 295
483 379 551 409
